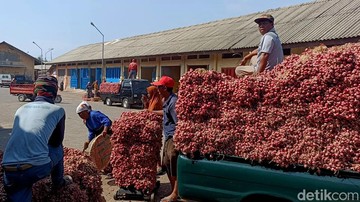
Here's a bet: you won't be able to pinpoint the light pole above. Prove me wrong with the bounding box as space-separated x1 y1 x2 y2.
33 41 43 70
90 22 105 79
45 48 54 71
45 48 54 61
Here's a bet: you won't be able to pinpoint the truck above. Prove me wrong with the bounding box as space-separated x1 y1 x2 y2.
99 79 150 108
177 154 360 202
10 83 62 103
0 74 12 87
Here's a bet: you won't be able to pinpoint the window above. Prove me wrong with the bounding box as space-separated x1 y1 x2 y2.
222 53 242 59
58 69 66 76
187 55 197 59
171 56 181 60
199 54 210 59
149 57 156 61
114 60 121 63
123 81 131 88
124 59 130 63
106 61 113 64
283 48 291 56
141 58 148 62
161 56 171 61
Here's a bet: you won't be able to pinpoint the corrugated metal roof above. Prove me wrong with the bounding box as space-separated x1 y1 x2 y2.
52 0 360 63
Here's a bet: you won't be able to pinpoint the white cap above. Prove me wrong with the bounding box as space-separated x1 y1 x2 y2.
76 101 91 114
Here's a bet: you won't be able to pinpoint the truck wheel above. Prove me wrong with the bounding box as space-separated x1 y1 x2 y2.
18 94 26 102
54 95 62 103
105 98 112 106
122 98 130 109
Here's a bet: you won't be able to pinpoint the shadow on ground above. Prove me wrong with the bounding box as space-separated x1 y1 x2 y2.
0 126 12 151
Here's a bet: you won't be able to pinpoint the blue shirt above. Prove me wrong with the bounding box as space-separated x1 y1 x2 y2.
86 110 112 141
2 96 65 166
163 93 178 139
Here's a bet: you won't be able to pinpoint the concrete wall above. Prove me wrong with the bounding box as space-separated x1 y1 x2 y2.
0 43 35 80
54 45 328 90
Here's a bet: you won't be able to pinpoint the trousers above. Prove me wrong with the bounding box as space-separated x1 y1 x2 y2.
3 145 64 202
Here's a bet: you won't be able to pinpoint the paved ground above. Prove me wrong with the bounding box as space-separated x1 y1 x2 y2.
0 87 173 202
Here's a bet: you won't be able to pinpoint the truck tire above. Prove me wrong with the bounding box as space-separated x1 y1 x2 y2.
18 94 26 102
105 98 112 106
122 98 130 109
54 95 62 103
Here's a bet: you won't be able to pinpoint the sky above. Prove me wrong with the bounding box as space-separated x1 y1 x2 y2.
0 0 314 60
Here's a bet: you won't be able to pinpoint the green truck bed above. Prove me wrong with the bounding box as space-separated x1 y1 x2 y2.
177 154 360 202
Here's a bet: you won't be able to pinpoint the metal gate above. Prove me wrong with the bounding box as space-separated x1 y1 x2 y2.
106 67 121 83
70 69 78 88
80 68 90 89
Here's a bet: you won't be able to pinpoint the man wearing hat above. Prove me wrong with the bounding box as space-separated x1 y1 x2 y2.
76 101 112 152
2 75 72 201
236 14 284 77
151 76 179 202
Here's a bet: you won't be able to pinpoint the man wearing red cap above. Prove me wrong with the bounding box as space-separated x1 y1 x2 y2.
236 14 283 77
151 76 179 202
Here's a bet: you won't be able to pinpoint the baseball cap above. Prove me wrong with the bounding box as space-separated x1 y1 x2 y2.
76 101 91 114
151 76 175 88
254 14 274 24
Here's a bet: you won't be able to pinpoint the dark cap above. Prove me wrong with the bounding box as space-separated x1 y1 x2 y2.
254 14 274 24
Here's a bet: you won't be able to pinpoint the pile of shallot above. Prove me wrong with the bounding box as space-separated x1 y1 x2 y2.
110 111 163 193
175 42 360 173
0 151 7 202
32 148 103 202
99 82 121 94
0 148 102 202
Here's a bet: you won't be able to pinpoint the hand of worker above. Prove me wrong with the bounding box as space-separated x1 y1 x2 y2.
83 141 89 152
239 58 248 66
102 130 108 137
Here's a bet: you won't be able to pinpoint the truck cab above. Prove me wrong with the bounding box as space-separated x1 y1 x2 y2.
100 79 150 108
0 74 12 87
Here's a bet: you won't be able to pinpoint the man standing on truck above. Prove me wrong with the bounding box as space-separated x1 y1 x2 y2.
151 76 179 202
2 75 72 201
235 14 284 77
128 59 138 79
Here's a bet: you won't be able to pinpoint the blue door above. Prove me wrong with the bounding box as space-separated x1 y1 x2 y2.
96 68 102 83
106 67 121 83
70 69 78 88
80 68 90 89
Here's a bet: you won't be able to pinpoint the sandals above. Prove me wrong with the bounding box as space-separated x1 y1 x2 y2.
160 196 183 202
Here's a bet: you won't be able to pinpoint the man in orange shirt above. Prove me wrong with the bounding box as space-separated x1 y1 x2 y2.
128 59 138 79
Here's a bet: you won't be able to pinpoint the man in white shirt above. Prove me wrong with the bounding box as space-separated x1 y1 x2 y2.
236 14 284 77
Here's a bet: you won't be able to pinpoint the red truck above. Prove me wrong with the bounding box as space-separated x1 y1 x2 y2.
10 83 62 103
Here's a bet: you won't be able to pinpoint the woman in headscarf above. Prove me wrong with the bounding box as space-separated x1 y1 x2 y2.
144 85 163 112
142 85 165 175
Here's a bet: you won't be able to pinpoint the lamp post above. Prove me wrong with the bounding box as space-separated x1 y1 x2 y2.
45 48 54 61
32 41 43 70
90 22 105 80
45 48 54 71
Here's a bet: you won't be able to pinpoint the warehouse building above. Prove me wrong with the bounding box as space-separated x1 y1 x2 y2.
0 41 39 81
50 0 360 91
